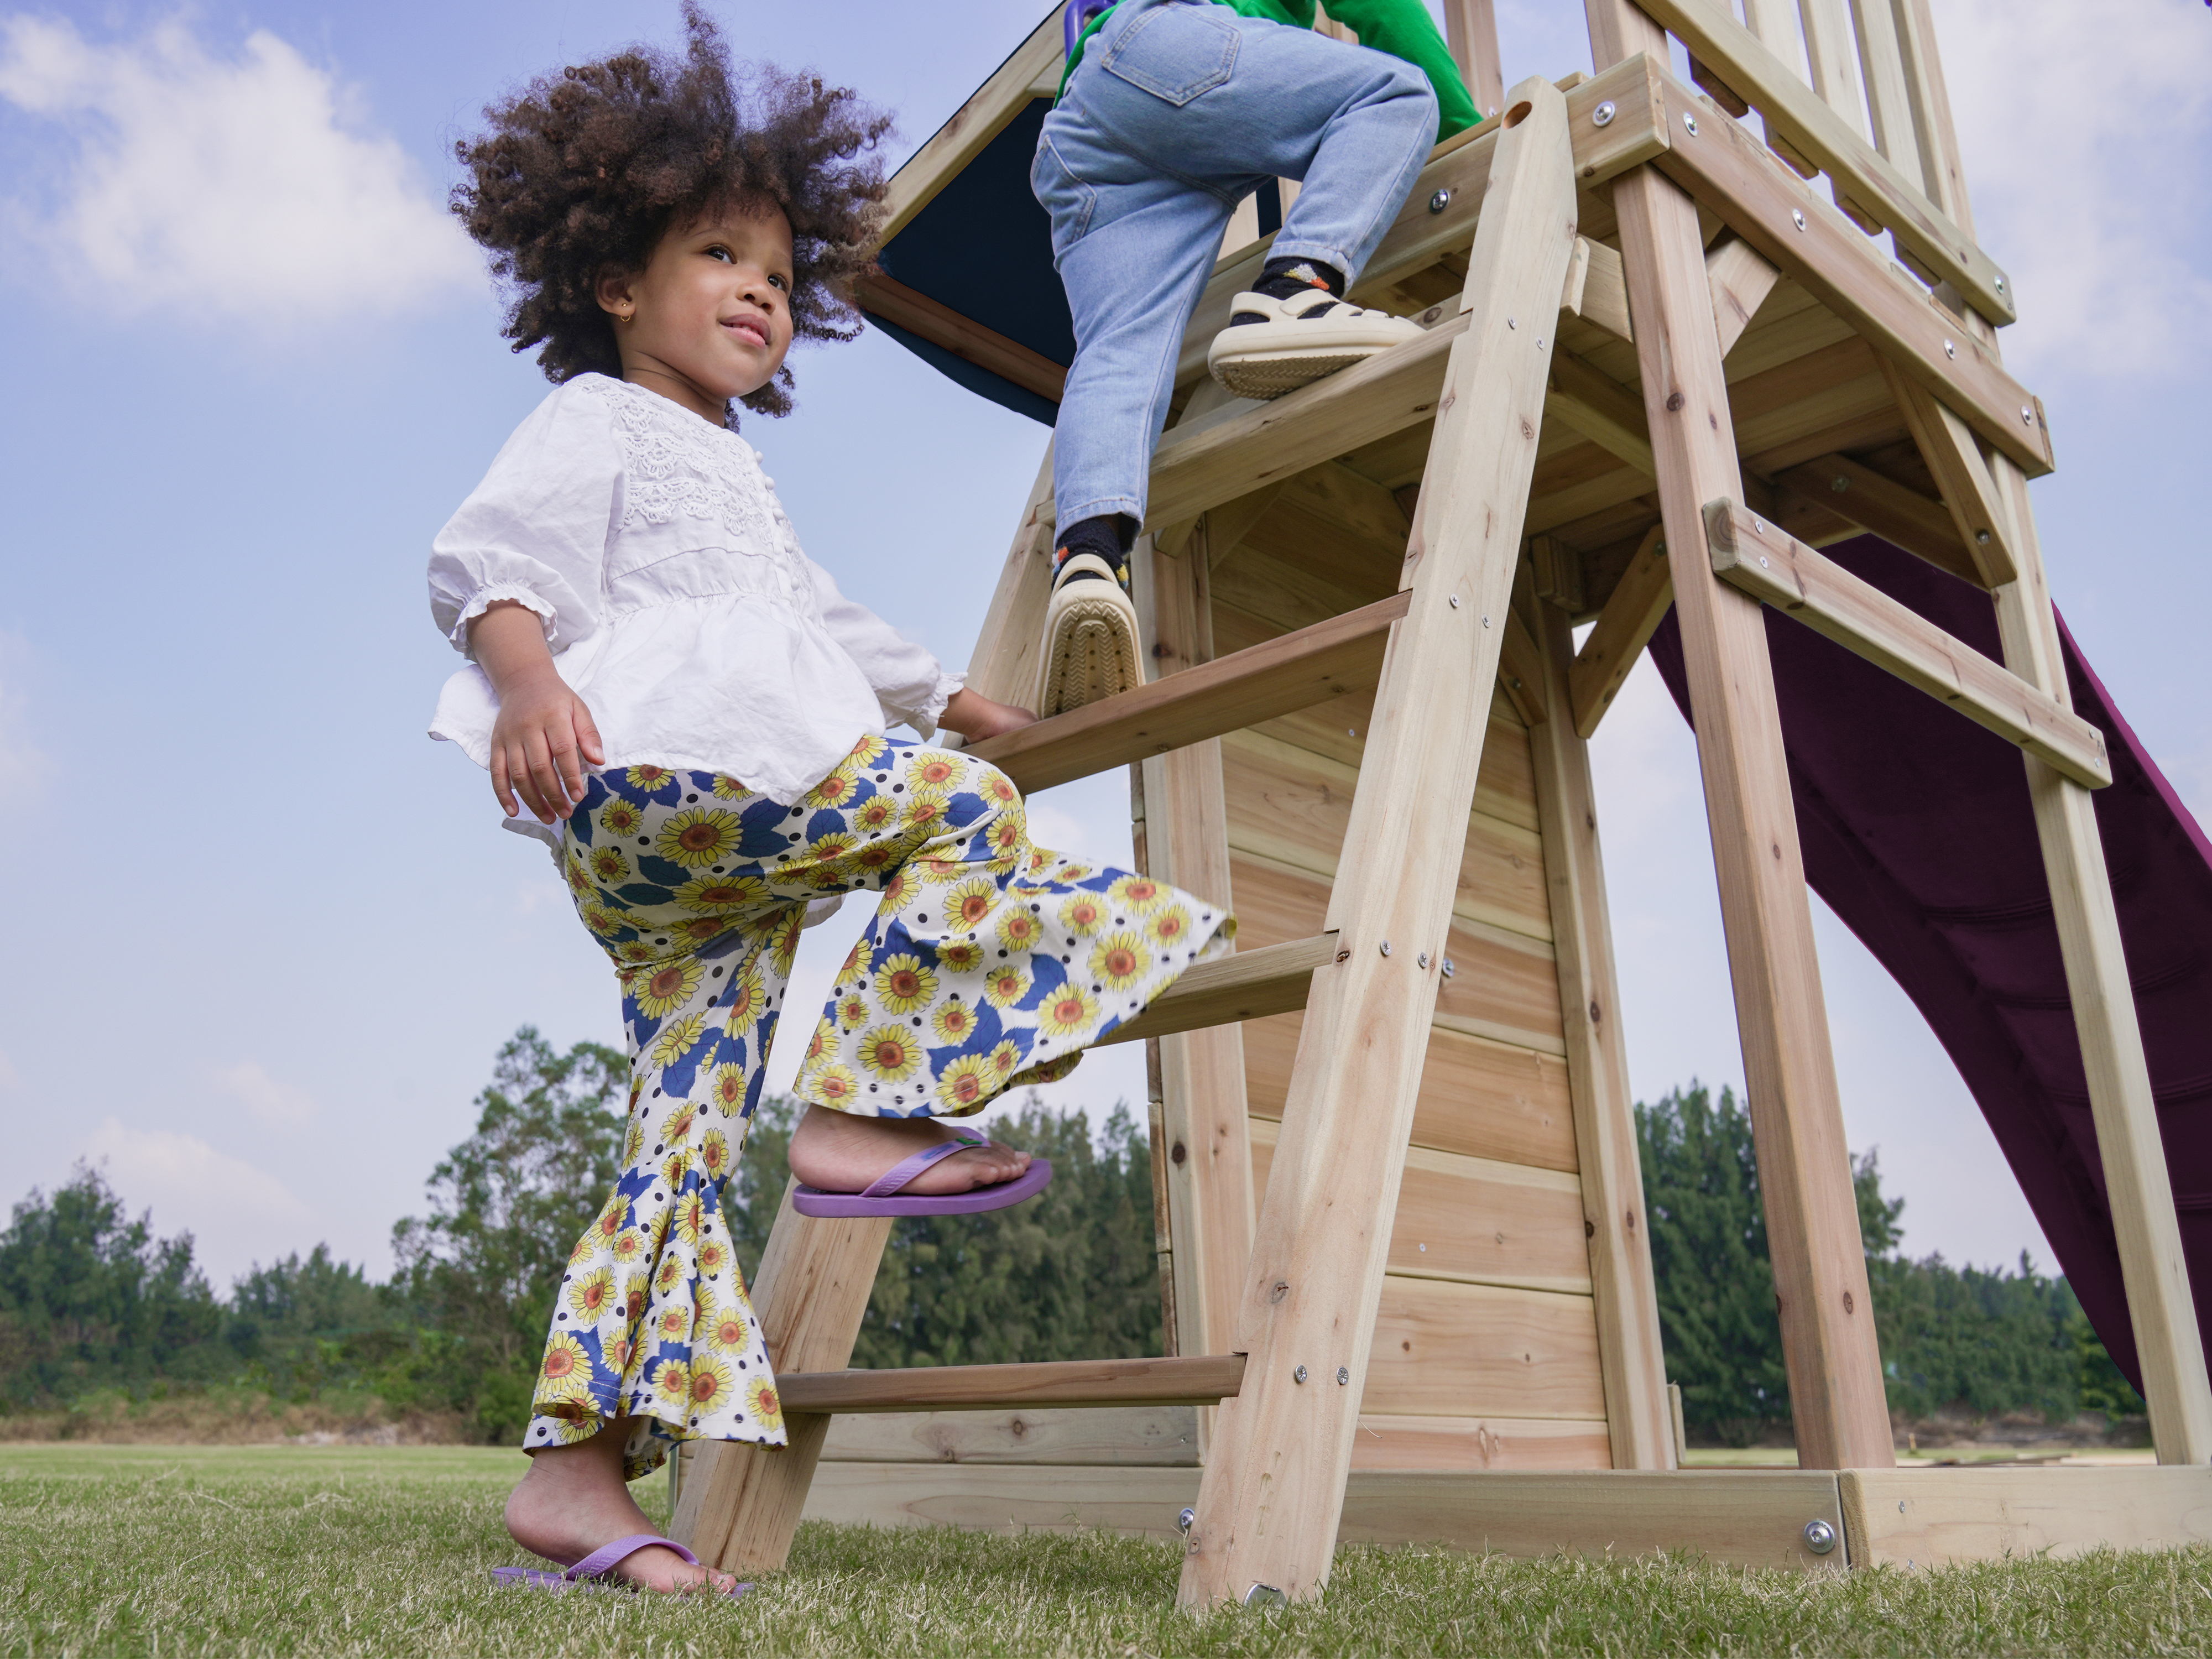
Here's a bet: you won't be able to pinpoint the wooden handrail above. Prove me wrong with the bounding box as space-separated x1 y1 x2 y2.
968 591 1411 794
776 1353 1248 1415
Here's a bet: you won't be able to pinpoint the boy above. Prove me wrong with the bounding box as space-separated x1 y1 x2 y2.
1031 0 1478 714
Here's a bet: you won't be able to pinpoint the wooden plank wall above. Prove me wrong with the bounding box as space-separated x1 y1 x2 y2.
1208 460 1614 1473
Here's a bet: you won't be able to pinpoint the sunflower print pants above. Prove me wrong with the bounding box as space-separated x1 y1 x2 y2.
526 735 1234 1478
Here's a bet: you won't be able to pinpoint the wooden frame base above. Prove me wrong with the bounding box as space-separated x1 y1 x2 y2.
796 1462 2212 1572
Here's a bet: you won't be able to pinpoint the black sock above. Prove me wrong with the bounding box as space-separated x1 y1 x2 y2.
1254 256 1346 302
1053 514 1134 591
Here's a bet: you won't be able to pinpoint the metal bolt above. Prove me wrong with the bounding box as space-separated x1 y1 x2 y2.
2021 404 2034 426
1441 958 1455 978
1759 556 1770 568
1995 274 2007 293
1337 1366 1350 1385
1245 1584 1288 1609
1681 111 1699 137
1428 187 1452 213
1418 952 1431 969
1593 100 1616 127
1379 941 1392 957
1481 614 1491 627
1752 519 1766 535
1792 208 1807 231
1178 1507 1197 1534
1803 1518 1838 1556
1537 337 1545 350
1830 475 1849 493
1448 594 1460 608
1507 316 1518 329
1976 530 1991 544
1943 339 1957 359
1293 1365 1308 1383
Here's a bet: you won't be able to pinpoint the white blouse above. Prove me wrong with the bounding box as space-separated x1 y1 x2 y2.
426 374 964 826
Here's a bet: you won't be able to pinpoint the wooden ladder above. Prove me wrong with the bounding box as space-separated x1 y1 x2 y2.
671 73 1586 1604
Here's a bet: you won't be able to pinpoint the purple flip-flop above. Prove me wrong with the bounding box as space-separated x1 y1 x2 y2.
790 1135 1053 1218
492 1532 750 1598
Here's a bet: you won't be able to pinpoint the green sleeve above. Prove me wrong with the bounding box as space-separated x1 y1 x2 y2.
1319 0 1481 141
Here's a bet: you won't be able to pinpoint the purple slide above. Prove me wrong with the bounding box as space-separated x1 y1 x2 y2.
1644 534 2212 1392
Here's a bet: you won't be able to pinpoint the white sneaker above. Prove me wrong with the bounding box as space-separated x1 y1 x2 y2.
1035 552 1142 717
1206 285 1427 400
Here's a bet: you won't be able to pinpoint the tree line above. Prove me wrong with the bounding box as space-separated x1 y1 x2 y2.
0 1029 2143 1443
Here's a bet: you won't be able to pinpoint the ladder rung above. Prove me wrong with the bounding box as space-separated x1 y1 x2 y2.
776 1353 1248 1415
1097 931 1339 1047
971 592 1411 794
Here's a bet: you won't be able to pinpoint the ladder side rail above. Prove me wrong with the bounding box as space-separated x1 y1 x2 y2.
1528 585 1675 1469
1178 75 1582 1606
1132 524 1260 1397
1589 0 1895 1474
1870 20 2212 1460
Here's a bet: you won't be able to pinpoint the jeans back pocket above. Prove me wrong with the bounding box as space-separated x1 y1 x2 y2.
1099 1 1238 106
1031 131 1098 260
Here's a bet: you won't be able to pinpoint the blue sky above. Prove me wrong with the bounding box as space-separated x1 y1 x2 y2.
1 0 2206 1287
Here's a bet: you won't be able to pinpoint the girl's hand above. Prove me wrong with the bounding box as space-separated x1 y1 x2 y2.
939 688 1036 743
472 601 606 821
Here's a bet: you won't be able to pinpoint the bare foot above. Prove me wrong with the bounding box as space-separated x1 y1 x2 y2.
504 1423 737 1594
788 1104 1032 1197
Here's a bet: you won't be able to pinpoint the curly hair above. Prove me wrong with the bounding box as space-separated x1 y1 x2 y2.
451 3 892 423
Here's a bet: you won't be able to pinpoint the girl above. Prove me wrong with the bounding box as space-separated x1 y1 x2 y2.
432 9 1233 1595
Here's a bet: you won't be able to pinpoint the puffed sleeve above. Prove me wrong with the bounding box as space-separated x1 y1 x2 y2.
802 551 967 736
427 381 622 658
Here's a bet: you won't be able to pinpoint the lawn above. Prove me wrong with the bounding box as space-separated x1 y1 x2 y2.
6 1444 2206 1656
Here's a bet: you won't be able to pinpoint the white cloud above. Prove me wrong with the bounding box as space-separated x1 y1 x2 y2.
81 1117 316 1280
0 14 476 325
1933 0 2212 379
213 1061 317 1127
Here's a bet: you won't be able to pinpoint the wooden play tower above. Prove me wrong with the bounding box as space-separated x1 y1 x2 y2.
671 0 2212 1597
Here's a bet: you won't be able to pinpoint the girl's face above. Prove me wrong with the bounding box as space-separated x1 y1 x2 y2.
598 202 796 422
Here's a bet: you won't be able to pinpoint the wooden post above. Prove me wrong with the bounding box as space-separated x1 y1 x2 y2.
1528 592 1674 1469
1130 528 1257 1383
1178 76 1580 1606
673 442 1061 1568
1439 0 1507 123
1585 0 1895 1472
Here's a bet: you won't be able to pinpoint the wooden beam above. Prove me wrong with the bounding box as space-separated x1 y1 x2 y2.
1100 933 1340 1047
855 273 1067 405
1769 452 1981 586
1707 237 1782 357
1531 599 1674 1468
970 592 1412 792
1643 67 2052 475
817 1405 1200 1465
779 1354 1248 1415
1850 0 1928 186
1181 75 1582 1609
1202 481 1287 570
1631 0 2013 325
1569 524 1672 738
1703 500 2111 787
1441 0 1507 122
1130 518 1255 1382
875 11 1064 248
1547 349 1655 475
1564 238 1635 344
1986 456 2212 1463
1498 603 1548 726
671 1185 893 1572
1875 355 2018 586
1531 534 1587 613
1590 0 1896 1469
1840 1466 2212 1567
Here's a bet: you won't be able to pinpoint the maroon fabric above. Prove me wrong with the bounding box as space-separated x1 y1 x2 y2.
1644 535 2212 1390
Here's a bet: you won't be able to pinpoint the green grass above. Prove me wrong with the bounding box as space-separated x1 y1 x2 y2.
6 1445 2210 1656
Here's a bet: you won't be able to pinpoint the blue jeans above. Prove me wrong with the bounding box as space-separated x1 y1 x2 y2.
1032 0 1437 540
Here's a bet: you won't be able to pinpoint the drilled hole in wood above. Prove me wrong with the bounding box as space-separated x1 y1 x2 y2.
1503 100 1532 128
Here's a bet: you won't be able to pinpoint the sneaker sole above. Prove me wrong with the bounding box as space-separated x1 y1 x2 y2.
1208 344 1387 401
1037 585 1142 716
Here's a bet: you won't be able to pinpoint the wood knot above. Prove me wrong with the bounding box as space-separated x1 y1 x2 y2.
1665 391 1686 413
1171 1141 1187 1166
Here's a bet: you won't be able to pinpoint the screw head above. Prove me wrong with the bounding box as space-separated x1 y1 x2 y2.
1245 1584 1288 1609
1481 614 1491 627
1379 941 1392 957
1792 208 1807 231
1178 1506 1197 1533
2021 404 2034 425
1337 1366 1350 1386
1593 100 1616 127
1803 1518 1838 1555
1507 316 1518 329
1976 530 1991 544
1995 274 2007 292
1448 594 1460 608
1681 111 1699 137
1943 339 1957 358
1428 187 1452 213
1752 519 1766 535
1759 556 1770 568
1441 958 1455 978
1418 952 1431 969
1293 1364 1308 1383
